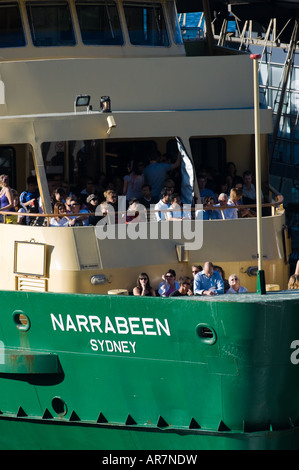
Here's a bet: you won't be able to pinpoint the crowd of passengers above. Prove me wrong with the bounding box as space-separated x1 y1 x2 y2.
133 258 299 296
132 262 248 296
0 161 295 292
0 153 265 226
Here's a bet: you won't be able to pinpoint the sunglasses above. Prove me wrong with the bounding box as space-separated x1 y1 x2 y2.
139 277 148 281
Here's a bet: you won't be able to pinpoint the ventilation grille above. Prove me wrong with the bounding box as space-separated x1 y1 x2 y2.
17 277 47 292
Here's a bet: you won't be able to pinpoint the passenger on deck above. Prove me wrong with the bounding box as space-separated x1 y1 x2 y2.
288 260 299 289
164 179 176 195
20 175 39 210
154 189 170 221
227 188 243 219
169 276 193 296
52 187 66 208
230 186 254 218
242 170 264 205
288 275 299 290
50 202 70 227
166 193 191 221
139 184 158 221
196 195 218 220
67 196 89 226
214 265 229 292
103 189 122 223
123 161 144 201
158 269 180 297
0 174 15 223
139 184 158 209
194 261 224 296
126 198 147 223
214 193 230 219
197 174 215 202
81 178 96 199
10 189 24 224
133 272 156 297
226 274 248 294
143 151 181 199
86 194 102 225
191 265 202 278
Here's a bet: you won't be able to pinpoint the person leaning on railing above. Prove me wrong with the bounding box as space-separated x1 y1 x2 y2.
288 260 299 290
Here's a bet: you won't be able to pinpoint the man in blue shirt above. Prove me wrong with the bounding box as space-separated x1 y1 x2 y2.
20 175 39 208
194 261 224 296
143 151 181 199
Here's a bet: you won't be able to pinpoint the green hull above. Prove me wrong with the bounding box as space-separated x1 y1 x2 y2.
0 290 299 450
1 418 299 450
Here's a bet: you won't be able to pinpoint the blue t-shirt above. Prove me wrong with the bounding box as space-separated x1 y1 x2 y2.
143 162 172 198
20 190 39 205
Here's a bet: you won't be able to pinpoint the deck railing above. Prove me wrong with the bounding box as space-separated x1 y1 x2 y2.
0 195 284 226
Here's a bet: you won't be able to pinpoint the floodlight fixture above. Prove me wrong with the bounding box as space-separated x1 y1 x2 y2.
74 94 91 113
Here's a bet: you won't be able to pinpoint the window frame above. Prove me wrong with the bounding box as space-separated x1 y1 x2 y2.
0 2 26 49
26 1 77 47
123 1 170 48
75 0 124 46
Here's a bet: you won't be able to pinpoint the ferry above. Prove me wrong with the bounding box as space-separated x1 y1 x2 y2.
0 0 298 450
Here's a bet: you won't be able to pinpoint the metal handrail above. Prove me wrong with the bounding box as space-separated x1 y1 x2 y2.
0 195 284 225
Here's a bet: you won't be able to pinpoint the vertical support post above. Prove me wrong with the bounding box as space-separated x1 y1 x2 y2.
32 144 52 217
202 0 214 55
251 53 266 295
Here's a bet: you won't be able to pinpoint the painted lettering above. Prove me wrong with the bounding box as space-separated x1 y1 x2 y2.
142 318 156 335
115 317 129 334
156 319 171 336
76 315 90 332
105 317 116 334
50 314 171 337
66 315 77 331
51 313 64 331
128 317 143 335
89 316 103 333
89 339 136 354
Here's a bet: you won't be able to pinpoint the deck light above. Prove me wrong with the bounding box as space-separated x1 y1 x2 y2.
90 275 108 285
106 115 116 135
74 94 91 113
100 96 111 113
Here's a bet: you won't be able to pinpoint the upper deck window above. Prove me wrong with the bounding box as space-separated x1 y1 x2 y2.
0 3 26 48
123 2 169 47
26 1 76 47
76 1 123 45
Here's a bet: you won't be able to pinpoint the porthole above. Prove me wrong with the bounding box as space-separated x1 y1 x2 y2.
52 397 68 417
13 311 30 331
196 323 217 345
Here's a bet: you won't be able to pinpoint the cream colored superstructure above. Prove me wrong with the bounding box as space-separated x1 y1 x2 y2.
0 0 290 294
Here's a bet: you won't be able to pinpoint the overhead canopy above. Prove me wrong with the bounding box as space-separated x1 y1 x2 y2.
176 0 299 19
176 0 299 42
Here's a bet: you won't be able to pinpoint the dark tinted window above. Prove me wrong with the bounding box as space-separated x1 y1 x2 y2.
123 2 169 46
26 1 76 47
76 1 123 45
0 147 16 187
0 3 25 48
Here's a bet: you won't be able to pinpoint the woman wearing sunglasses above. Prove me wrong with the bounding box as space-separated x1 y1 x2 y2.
133 273 156 297
158 269 180 297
